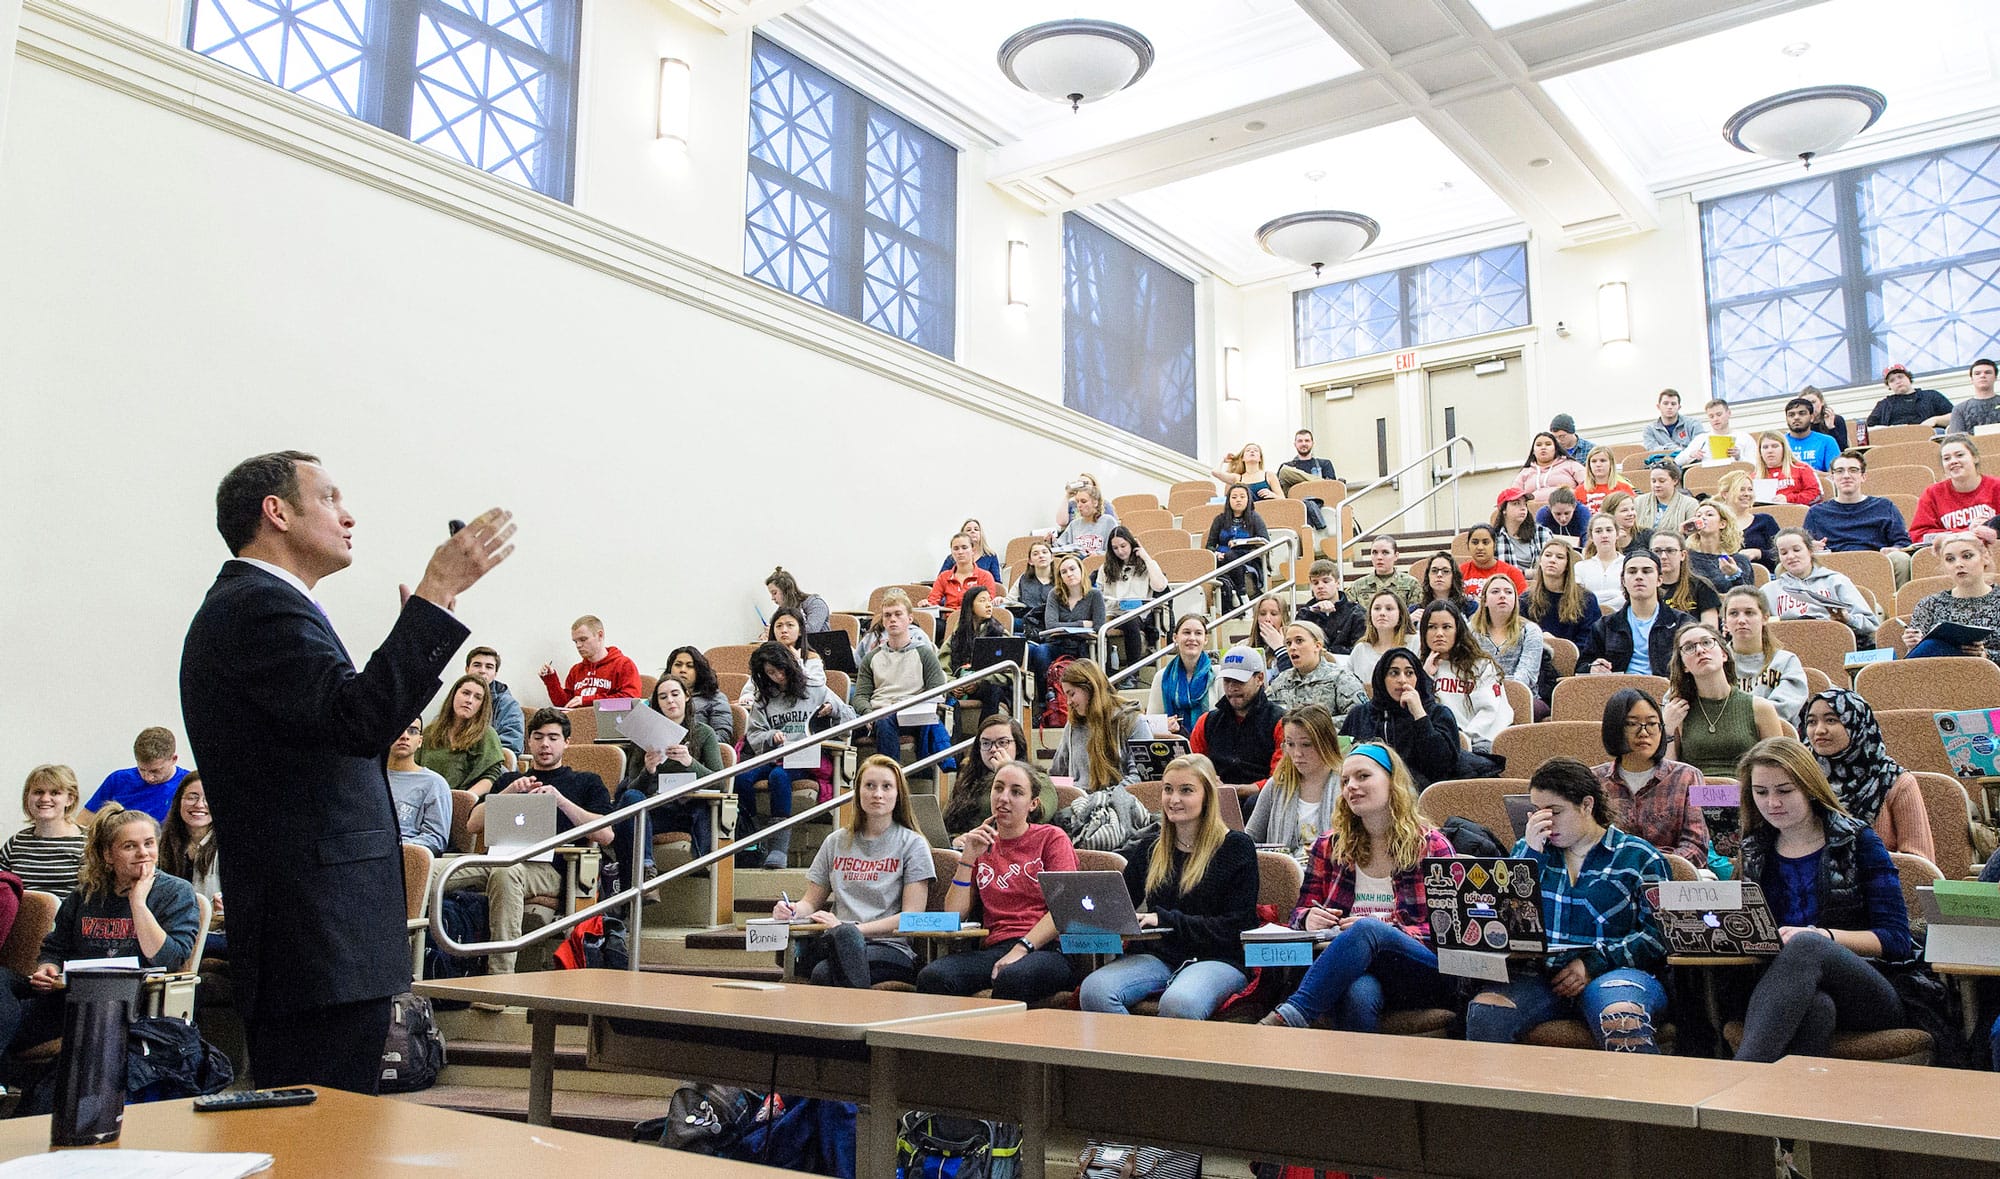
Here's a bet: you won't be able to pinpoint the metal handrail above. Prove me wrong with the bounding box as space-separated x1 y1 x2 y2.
427 660 1027 964
1092 534 1299 671
1105 577 1289 690
1332 437 1479 581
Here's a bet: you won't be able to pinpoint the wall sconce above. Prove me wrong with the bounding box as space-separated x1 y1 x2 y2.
1224 346 1243 402
658 58 692 148
1007 240 1030 307
1597 281 1630 345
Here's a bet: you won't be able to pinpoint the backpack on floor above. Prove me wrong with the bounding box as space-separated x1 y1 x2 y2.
1040 657 1076 728
897 1111 1020 1179
423 889 491 984
378 991 446 1093
554 914 629 971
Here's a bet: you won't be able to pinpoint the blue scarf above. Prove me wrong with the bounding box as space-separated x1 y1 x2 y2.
1159 653 1215 733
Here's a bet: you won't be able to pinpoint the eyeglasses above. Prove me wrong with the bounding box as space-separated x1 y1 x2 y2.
404 724 423 736
1678 637 1721 656
1623 720 1662 733
978 738 1016 753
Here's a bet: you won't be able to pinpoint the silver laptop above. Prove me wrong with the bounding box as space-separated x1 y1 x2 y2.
1039 870 1167 937
484 793 557 863
908 793 950 850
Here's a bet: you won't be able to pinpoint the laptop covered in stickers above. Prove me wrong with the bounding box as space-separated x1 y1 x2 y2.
1420 856 1545 953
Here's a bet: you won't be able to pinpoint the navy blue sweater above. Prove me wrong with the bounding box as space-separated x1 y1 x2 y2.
1804 497 1911 552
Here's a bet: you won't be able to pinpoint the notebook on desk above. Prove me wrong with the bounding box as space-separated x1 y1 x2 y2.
969 635 1029 669
1421 856 1544 952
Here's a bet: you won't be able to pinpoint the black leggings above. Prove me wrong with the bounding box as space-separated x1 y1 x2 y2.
796 924 917 989
916 945 1076 1004
1734 933 1904 1062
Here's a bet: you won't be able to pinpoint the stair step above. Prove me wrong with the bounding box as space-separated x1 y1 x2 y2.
388 1085 666 1139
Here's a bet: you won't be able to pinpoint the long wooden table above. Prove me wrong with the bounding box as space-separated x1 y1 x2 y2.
416 969 1022 1133
1698 1055 2000 1177
865 1008 1778 1179
0 1087 795 1175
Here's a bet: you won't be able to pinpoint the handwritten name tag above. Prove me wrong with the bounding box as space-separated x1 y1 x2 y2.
1244 941 1314 968
1059 933 1123 955
744 920 790 952
1658 880 1743 912
897 912 961 933
1436 949 1510 982
1688 783 1740 808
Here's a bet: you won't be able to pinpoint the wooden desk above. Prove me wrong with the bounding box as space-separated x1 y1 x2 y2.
0 1088 793 1176
417 969 1021 1131
866 1008 1774 1179
1698 1055 2000 1177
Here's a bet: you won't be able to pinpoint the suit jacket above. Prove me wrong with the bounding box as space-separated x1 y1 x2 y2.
180 561 468 1017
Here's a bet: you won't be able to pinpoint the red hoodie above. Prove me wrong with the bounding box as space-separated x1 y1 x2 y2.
540 646 642 706
1910 475 2000 541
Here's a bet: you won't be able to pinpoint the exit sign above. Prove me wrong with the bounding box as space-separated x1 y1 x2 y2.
1393 350 1418 372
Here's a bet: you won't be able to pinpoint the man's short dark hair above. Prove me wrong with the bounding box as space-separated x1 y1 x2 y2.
1784 397 1814 415
1973 358 1998 377
467 646 501 670
1294 428 1313 438
1834 449 1868 472
527 707 570 737
215 450 320 556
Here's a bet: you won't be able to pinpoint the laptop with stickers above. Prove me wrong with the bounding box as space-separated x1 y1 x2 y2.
1420 856 1545 953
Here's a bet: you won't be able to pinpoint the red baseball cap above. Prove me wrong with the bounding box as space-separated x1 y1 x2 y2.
1882 363 1912 383
1495 487 1527 506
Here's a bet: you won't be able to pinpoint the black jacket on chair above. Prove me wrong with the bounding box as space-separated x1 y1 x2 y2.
180 561 468 1017
1578 602 1688 678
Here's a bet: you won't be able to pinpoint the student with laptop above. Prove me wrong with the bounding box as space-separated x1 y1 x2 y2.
740 642 855 869
1258 743 1457 1030
417 674 507 798
1466 758 1669 1054
1729 738 1920 1063
1903 531 2000 665
1591 688 1708 866
1077 755 1258 1020
917 760 1080 1004
944 715 1058 840
1145 614 1218 736
1801 690 1936 863
461 709 613 977
773 755 935 989
1246 704 1345 864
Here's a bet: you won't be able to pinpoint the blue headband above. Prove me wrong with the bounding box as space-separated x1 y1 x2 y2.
1351 743 1393 774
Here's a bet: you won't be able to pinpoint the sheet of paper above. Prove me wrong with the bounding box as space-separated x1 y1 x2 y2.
1926 923 2000 968
1708 434 1735 461
0 1152 273 1179
1436 949 1510 981
782 737 821 770
1933 880 2000 921
896 704 939 728
1752 478 1780 504
744 919 790 952
1657 880 1743 912
657 772 698 798
1688 782 1739 808
63 956 141 972
613 705 685 754
1142 714 1174 738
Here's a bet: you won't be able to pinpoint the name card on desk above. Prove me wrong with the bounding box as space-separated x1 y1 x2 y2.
1436 949 1510 982
744 920 790 952
897 704 939 728
1933 880 2000 921
658 772 697 797
783 743 822 770
1658 880 1742 911
1688 782 1740 808
1844 648 1895 667
898 912 961 933
1059 933 1123 955
1244 941 1315 968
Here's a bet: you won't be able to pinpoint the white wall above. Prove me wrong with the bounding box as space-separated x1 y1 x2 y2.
0 14 1203 796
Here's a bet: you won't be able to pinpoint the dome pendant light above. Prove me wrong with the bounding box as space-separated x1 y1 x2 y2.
1254 211 1381 277
1722 85 1887 170
997 19 1155 112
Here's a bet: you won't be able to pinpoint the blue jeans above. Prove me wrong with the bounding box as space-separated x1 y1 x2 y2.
1078 954 1249 1020
1466 965 1667 1053
614 786 714 881
1271 919 1455 1031
1909 638 1972 660
871 718 950 776
734 763 795 819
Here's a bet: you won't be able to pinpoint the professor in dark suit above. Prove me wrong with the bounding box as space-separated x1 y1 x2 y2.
180 450 513 1091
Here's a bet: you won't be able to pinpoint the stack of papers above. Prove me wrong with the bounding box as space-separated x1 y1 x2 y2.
0 1152 273 1178
1241 922 1337 943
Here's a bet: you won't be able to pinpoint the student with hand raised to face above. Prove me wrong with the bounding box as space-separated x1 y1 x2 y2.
917 760 1081 1004
1465 758 1669 1054
1258 743 1457 1030
1078 755 1258 1020
945 715 1058 839
1730 738 1918 1063
1339 648 1465 789
664 646 734 747
774 755 935 989
1581 551 1687 677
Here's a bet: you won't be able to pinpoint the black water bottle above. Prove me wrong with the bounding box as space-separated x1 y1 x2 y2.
50 968 145 1147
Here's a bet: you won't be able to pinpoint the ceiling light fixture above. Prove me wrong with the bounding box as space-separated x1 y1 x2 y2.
1722 85 1886 170
997 19 1154 112
1254 211 1381 278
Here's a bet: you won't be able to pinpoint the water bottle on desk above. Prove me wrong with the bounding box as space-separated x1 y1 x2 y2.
50 967 147 1146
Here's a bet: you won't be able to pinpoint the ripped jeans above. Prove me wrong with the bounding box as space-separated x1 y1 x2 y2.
1465 965 1667 1053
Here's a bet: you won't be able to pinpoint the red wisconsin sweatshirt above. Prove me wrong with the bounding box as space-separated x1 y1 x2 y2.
540 646 642 706
1910 475 2000 541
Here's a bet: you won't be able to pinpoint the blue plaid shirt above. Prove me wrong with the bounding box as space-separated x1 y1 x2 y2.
1511 825 1667 978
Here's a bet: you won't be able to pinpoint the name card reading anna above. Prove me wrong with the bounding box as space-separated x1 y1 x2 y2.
1436 949 1510 982
1657 880 1743 912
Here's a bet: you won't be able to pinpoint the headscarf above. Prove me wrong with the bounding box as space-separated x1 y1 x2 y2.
1808 689 1903 825
1369 647 1437 710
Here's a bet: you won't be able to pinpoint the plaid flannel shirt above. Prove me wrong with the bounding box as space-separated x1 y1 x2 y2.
1512 824 1667 977
1291 827 1457 941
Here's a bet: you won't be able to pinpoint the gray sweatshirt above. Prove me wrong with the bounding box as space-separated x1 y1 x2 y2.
745 684 856 754
1048 709 1146 790
854 637 945 713
1762 566 1879 637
